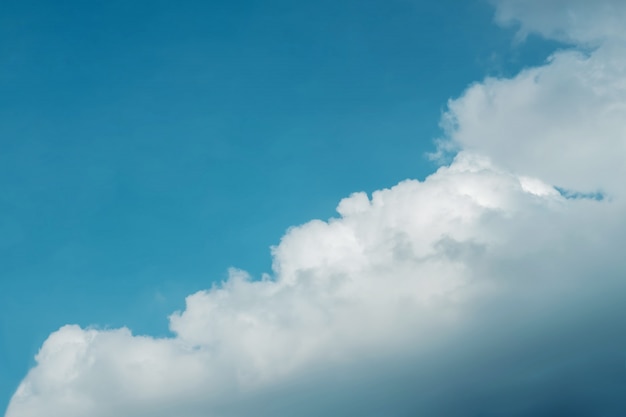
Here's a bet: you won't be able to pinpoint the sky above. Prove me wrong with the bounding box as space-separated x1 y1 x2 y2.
2 0 626 416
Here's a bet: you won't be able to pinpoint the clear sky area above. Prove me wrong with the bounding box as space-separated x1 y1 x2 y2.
3 0 626 416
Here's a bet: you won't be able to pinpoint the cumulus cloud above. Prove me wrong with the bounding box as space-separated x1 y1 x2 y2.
8 153 626 417
439 43 626 196
7 1 626 416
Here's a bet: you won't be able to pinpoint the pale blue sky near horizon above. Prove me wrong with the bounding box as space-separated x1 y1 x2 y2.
0 0 562 411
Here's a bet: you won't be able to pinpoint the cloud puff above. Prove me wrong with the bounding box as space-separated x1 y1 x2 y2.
438 43 626 196
7 1 626 416
439 0 626 197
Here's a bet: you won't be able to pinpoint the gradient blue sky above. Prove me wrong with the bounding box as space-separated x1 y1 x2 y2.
0 0 562 411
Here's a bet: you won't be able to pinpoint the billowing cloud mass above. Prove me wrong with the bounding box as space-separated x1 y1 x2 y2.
440 41 626 195
7 1 626 416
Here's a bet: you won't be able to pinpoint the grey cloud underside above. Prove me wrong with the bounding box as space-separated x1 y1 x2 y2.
217 284 626 417
230 206 626 417
7 0 626 416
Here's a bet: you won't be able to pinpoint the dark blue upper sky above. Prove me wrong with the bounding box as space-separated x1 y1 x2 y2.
0 0 560 410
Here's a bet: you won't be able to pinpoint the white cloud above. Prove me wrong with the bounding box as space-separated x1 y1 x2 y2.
7 1 626 416
8 153 626 417
439 43 626 196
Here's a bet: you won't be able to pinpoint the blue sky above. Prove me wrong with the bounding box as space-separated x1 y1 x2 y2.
0 0 600 414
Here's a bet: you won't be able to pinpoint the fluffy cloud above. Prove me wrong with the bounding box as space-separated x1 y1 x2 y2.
7 1 626 416
8 153 626 417
439 43 626 196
